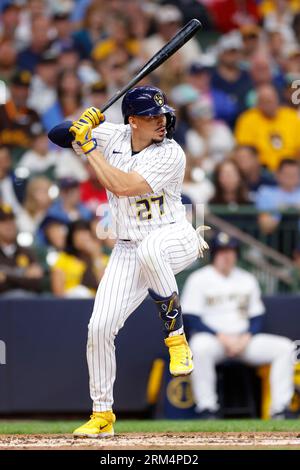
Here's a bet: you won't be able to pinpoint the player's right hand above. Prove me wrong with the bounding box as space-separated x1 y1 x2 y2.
69 120 97 154
78 107 105 128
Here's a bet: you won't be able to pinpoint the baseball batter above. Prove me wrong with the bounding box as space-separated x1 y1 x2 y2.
49 86 208 437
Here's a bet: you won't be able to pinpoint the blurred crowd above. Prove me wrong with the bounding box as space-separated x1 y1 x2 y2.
1 0 300 297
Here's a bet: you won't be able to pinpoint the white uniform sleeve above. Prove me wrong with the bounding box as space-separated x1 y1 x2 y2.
248 276 265 318
71 122 126 160
134 144 185 193
92 122 123 154
181 272 204 316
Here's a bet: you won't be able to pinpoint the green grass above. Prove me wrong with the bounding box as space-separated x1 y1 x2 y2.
0 419 299 435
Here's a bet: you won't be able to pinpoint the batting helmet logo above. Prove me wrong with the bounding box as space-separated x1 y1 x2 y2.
154 93 164 107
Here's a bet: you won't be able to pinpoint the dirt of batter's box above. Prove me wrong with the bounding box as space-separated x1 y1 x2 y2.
0 432 300 450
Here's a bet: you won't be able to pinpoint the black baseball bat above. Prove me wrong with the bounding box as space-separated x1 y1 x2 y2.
101 18 202 112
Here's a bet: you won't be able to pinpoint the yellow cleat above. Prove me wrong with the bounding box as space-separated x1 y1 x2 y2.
164 333 193 376
73 411 116 438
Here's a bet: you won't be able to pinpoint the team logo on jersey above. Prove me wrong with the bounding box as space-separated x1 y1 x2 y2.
154 93 164 107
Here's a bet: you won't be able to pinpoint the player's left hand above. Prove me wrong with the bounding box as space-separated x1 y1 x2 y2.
69 120 97 154
196 225 210 258
78 107 105 128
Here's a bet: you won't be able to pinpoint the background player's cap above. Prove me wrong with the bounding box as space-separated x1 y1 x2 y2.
210 232 240 259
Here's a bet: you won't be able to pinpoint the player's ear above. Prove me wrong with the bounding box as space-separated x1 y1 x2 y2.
128 116 137 129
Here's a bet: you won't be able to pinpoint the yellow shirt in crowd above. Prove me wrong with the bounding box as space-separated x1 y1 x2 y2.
235 107 300 171
52 252 86 291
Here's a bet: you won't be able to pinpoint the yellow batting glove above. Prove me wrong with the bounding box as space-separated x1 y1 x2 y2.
78 107 105 128
69 121 97 154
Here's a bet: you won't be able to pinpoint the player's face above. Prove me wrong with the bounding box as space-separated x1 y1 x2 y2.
213 248 237 276
130 114 167 143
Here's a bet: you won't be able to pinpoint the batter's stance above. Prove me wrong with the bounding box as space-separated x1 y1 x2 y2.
49 86 208 437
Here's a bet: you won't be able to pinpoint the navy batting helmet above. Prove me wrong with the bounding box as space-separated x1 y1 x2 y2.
121 86 176 139
210 232 240 259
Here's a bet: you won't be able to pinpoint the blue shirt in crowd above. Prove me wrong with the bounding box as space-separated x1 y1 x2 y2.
255 185 300 222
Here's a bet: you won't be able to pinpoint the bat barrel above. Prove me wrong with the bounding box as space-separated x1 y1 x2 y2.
101 19 202 113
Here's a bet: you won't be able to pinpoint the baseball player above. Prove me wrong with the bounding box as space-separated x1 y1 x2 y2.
181 232 295 419
48 86 208 437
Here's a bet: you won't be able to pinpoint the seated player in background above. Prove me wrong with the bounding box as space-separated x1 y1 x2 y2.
0 204 44 297
182 232 295 419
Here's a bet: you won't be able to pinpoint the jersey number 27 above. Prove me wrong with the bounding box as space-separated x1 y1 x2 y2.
135 195 165 221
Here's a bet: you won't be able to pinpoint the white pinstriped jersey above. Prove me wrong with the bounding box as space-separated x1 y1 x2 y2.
75 122 187 241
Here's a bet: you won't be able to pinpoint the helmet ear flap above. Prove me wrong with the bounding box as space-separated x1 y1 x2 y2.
166 112 176 139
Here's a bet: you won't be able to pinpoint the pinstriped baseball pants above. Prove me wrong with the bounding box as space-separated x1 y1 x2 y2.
87 221 199 411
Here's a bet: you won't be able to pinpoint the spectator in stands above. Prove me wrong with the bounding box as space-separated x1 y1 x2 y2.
17 15 53 73
246 54 284 108
0 146 23 214
0 38 17 84
73 3 106 59
51 219 106 298
231 145 276 201
47 177 92 224
57 46 81 73
240 24 261 63
235 84 300 171
36 214 69 272
160 0 214 29
94 51 129 123
17 128 57 178
265 29 286 68
182 232 295 419
186 62 238 128
39 214 68 251
92 13 140 63
210 160 250 205
0 2 20 43
0 204 43 297
211 31 252 128
42 69 83 131
51 12 75 54
86 80 121 124
256 158 300 235
17 176 52 238
185 98 234 174
0 70 40 160
28 52 58 115
169 83 199 147
142 4 201 68
17 128 88 182
262 0 297 46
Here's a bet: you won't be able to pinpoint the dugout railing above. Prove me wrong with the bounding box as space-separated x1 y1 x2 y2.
204 206 300 295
